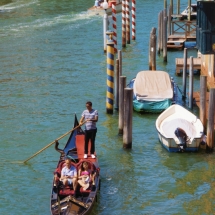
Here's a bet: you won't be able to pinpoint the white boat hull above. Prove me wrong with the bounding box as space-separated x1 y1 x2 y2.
155 104 204 152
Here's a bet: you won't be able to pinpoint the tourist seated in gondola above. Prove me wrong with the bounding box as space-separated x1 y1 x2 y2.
78 161 96 190
60 157 78 189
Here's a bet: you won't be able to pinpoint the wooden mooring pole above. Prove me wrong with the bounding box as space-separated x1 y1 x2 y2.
188 0 191 21
118 50 122 76
168 5 172 37
115 59 119 110
160 10 163 51
112 2 117 53
126 0 130 44
131 0 136 40
188 56 193 109
177 0 180 15
200 75 207 133
164 0 167 9
119 76 126 135
163 15 167 62
157 11 162 54
149 27 156 70
206 88 215 151
122 0 126 47
123 88 133 148
170 0 173 14
182 48 187 100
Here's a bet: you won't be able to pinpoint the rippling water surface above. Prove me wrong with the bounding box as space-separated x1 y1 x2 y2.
1 0 215 214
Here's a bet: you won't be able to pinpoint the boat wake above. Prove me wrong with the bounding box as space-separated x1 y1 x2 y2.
0 0 39 12
0 11 100 37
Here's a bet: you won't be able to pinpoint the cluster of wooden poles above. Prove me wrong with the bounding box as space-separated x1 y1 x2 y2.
178 47 215 150
148 6 170 69
199 76 215 151
105 42 133 148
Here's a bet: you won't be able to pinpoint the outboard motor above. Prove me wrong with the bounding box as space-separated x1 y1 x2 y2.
200 132 207 145
174 127 189 152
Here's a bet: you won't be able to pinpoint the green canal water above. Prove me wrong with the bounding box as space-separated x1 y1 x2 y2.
1 0 215 214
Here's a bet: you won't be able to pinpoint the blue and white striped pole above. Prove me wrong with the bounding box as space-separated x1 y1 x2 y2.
106 32 115 114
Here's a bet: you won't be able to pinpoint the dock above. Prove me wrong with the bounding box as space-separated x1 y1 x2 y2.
167 17 196 49
193 91 215 129
175 57 201 75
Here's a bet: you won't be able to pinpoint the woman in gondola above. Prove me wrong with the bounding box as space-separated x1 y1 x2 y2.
78 161 96 190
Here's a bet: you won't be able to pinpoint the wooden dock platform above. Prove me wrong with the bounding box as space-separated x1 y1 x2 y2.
175 57 201 75
167 35 196 50
167 18 196 49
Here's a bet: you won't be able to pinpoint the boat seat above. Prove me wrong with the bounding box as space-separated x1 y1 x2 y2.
59 186 75 196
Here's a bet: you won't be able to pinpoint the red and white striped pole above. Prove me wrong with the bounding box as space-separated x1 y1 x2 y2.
122 0 126 47
112 2 117 53
131 0 136 40
126 0 130 44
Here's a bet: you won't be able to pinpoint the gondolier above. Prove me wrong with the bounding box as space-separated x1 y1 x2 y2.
80 101 98 159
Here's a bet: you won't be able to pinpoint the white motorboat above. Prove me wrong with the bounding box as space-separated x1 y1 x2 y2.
155 104 204 152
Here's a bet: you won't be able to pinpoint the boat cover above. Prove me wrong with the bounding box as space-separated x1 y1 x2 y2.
133 71 173 100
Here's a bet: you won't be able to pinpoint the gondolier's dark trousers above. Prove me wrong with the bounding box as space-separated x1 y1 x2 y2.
84 128 97 154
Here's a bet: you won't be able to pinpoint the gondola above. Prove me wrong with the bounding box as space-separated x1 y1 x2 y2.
50 115 100 215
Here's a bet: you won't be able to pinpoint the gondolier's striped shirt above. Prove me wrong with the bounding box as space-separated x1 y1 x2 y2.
82 109 98 130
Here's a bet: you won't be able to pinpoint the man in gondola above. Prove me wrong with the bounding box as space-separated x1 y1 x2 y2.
60 157 78 191
80 101 98 159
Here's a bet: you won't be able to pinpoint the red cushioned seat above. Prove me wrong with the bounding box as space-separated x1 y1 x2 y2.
59 187 75 196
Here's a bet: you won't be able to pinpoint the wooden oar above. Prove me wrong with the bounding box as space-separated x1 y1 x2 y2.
23 121 86 164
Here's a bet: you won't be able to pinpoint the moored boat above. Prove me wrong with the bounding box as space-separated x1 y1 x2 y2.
128 70 177 113
50 115 100 215
181 4 197 19
87 0 122 16
155 104 204 152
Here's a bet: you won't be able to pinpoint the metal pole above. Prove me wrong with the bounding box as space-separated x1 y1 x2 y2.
103 11 108 52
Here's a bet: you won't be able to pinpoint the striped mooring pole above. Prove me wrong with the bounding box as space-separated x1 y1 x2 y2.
131 0 136 40
122 0 126 47
106 33 115 114
112 2 117 53
126 0 130 44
